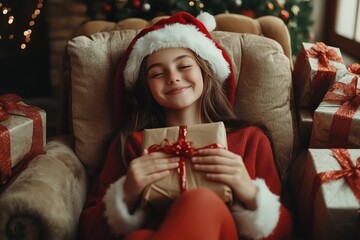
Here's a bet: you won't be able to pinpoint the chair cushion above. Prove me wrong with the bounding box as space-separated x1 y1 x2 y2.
66 30 299 182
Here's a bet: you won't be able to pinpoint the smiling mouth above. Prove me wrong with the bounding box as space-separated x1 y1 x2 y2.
165 86 191 95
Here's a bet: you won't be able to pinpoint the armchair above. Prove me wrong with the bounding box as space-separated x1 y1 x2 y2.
0 13 303 239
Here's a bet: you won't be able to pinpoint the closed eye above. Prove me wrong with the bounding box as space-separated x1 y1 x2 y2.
179 65 191 70
149 72 164 78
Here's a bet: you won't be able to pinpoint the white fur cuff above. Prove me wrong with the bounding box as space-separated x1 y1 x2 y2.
103 176 146 236
231 178 281 239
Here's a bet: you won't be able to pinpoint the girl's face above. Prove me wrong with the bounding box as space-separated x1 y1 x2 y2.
146 48 203 112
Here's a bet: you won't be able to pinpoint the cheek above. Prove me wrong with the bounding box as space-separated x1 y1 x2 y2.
148 81 163 101
148 80 159 92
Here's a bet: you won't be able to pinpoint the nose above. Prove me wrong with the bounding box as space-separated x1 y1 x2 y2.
167 70 180 84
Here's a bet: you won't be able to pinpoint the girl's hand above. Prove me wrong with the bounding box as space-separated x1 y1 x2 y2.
124 149 179 208
191 149 258 210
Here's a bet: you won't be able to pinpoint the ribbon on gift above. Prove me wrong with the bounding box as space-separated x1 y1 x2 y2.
322 76 360 147
348 63 360 76
308 149 360 236
305 42 344 108
147 125 225 193
0 94 45 184
306 42 344 69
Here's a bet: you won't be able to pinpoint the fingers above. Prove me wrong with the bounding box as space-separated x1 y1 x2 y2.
193 164 238 174
197 148 237 158
143 160 179 174
192 149 243 167
191 149 246 188
130 157 179 175
133 151 178 166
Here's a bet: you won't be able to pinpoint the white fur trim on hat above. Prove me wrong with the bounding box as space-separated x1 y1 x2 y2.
104 176 146 236
124 16 230 88
230 178 281 239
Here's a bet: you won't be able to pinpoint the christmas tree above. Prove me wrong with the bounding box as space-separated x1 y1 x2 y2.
88 0 314 59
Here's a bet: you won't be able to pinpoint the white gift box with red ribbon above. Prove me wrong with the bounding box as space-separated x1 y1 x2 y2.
0 94 46 184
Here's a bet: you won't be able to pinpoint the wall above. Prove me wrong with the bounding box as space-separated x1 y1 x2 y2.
311 0 357 65
25 0 89 138
312 0 325 41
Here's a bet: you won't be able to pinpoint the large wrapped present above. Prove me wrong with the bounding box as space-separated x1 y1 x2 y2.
299 149 360 240
141 122 232 209
0 94 46 184
310 73 360 148
293 42 346 109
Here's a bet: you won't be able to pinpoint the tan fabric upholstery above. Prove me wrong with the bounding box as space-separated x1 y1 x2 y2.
74 14 292 68
0 136 87 239
65 28 299 182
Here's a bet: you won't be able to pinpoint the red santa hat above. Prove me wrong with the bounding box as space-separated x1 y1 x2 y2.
114 11 235 125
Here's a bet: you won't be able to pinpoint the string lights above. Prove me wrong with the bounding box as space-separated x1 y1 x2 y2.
0 0 44 50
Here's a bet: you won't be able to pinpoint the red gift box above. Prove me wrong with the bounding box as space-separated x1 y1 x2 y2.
293 42 347 109
0 94 46 184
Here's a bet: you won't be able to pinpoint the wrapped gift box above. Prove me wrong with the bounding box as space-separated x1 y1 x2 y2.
299 149 360 240
293 42 347 109
141 122 232 209
310 73 360 148
0 94 46 184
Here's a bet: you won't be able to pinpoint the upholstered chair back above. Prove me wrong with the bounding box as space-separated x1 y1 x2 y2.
61 14 299 183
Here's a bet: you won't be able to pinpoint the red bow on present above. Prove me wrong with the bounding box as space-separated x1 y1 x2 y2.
323 76 360 147
0 94 24 121
306 42 344 70
348 63 360 75
147 126 225 193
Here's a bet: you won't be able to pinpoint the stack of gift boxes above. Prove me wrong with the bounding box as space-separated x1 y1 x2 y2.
0 94 46 189
293 42 360 239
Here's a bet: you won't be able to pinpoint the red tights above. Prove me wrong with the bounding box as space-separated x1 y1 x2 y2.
124 188 238 240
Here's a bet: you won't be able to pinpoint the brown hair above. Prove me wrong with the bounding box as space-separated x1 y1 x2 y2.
117 50 248 165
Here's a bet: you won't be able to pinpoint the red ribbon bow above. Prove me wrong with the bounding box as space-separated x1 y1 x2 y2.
147 126 225 193
306 42 344 70
323 76 360 147
348 63 360 75
0 94 24 121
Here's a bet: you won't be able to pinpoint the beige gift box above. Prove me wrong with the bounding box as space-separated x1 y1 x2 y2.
0 97 46 183
141 122 233 209
293 42 346 109
299 149 360 240
310 73 360 148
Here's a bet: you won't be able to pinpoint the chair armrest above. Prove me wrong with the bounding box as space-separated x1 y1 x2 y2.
0 136 88 240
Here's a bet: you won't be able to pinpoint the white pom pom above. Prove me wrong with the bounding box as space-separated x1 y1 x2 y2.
196 12 216 32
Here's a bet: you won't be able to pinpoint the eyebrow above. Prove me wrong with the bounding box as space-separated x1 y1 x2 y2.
146 54 193 73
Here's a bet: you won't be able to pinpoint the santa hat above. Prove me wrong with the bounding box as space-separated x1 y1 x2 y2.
114 12 235 125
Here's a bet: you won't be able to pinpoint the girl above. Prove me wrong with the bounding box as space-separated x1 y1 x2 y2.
79 12 293 240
